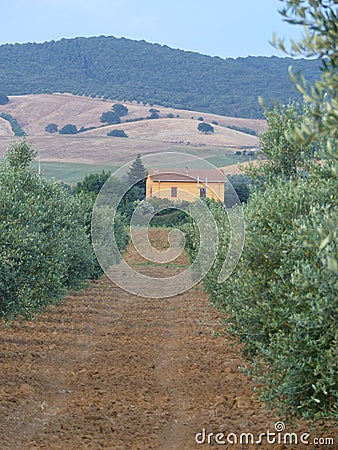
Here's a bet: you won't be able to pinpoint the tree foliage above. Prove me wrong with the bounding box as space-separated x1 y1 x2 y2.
148 108 160 119
0 141 97 321
0 36 322 118
244 102 314 183
112 103 128 117
0 113 25 136
197 122 214 134
272 0 337 161
0 93 9 105
147 198 190 227
126 154 147 203
72 171 129 278
73 170 112 195
183 0 337 419
59 123 78 134
226 124 257 135
45 123 58 133
100 111 121 124
273 0 337 281
127 154 147 187
227 174 252 203
107 129 128 138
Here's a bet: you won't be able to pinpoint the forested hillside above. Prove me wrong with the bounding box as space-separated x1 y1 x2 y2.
0 35 320 118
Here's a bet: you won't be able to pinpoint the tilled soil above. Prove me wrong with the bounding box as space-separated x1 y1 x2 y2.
0 230 334 449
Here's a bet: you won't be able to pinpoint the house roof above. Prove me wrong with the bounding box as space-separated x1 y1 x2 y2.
147 168 227 183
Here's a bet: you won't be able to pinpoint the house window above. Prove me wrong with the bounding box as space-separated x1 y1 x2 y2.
171 187 177 198
200 187 207 198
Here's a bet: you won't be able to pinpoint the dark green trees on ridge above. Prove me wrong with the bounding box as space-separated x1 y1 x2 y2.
0 36 321 118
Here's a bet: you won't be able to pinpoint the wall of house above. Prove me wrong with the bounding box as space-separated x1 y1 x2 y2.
146 178 224 202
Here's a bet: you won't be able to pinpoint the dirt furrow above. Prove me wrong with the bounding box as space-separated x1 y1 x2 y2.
0 230 331 449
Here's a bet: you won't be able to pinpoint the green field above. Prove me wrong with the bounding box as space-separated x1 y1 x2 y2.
27 150 250 185
205 153 251 168
142 148 251 170
31 161 119 184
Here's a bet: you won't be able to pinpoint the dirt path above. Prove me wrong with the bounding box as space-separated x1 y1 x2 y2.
0 230 333 449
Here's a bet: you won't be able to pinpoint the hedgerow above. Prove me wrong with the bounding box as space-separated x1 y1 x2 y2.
0 112 26 136
0 141 129 321
182 10 338 414
183 167 337 419
185 1 338 419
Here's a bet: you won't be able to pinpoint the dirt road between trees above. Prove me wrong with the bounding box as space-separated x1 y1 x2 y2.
0 230 334 449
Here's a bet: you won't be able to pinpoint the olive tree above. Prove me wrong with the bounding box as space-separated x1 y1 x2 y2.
182 0 337 419
0 141 96 321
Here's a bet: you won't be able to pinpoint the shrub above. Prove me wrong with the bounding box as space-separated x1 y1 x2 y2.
125 117 145 123
78 126 97 133
148 108 160 119
226 124 257 135
100 111 121 124
45 123 58 133
107 129 128 138
59 123 78 134
197 122 214 134
147 198 190 227
112 103 128 117
73 171 130 275
227 174 253 203
0 94 9 105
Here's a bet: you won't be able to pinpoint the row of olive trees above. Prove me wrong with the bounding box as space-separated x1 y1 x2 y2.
184 102 336 419
183 0 337 419
0 140 128 321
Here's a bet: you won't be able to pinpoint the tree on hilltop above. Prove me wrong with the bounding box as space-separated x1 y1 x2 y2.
107 129 128 138
100 111 121 124
0 94 9 105
45 123 58 133
112 103 128 117
148 108 160 119
59 124 78 134
198 122 214 134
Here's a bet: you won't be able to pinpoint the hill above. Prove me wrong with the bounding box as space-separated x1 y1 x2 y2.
0 36 321 118
0 94 262 182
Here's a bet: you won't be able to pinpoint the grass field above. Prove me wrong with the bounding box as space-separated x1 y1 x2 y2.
29 151 250 184
31 161 119 184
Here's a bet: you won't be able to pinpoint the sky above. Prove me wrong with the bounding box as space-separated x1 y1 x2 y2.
0 0 302 59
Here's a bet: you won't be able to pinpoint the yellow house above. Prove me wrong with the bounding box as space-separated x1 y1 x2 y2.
146 168 226 202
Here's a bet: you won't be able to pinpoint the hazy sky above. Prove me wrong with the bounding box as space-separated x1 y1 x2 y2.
0 0 301 58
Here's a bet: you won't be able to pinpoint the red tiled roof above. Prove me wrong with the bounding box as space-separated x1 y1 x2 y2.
148 168 227 183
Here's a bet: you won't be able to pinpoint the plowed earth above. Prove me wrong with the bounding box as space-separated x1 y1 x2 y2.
0 230 334 449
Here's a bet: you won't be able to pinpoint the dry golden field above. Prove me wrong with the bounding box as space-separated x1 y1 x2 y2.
0 94 265 180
